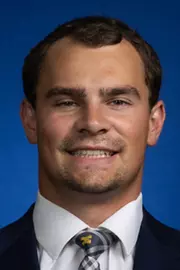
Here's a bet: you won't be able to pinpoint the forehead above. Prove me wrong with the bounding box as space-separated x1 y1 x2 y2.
38 38 147 94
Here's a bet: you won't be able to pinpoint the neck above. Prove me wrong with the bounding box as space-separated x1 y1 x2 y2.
39 179 141 227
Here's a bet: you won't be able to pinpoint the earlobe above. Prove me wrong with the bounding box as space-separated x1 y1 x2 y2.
147 101 166 146
20 99 37 144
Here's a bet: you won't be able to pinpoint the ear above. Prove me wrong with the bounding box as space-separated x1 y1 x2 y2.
20 99 37 144
147 100 166 146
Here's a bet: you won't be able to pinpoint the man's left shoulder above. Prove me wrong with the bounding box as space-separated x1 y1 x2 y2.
143 207 180 249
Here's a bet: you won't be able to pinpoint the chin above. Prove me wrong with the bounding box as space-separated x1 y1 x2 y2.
65 178 121 194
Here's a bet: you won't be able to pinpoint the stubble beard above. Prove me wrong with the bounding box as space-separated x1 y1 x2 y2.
40 138 142 196
51 163 139 195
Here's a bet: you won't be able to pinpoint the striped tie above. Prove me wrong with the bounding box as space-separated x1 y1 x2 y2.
74 228 117 270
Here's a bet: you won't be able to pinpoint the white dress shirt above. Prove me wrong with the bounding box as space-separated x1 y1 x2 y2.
33 192 143 270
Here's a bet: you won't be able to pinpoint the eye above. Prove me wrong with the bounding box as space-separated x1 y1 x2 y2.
109 99 131 106
54 101 77 107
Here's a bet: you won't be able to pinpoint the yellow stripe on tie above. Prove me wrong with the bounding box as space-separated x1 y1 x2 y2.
80 235 92 245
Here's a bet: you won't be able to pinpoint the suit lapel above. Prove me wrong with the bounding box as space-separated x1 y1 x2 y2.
0 205 39 270
133 208 180 270
133 221 165 270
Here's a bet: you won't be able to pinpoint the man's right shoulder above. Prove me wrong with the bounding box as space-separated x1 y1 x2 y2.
0 204 35 255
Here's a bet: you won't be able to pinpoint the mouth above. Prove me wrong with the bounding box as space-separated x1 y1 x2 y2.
67 150 118 159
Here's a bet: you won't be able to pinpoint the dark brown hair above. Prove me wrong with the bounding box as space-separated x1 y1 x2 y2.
22 15 162 109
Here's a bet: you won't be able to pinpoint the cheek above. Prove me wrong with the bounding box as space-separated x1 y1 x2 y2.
116 114 150 168
37 112 72 145
115 113 150 144
129 120 148 141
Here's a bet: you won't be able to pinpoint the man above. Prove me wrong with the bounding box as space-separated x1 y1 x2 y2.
0 15 180 270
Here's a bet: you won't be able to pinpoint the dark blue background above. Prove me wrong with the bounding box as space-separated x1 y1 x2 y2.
1 0 180 228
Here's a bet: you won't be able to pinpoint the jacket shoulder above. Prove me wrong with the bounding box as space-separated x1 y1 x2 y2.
0 204 34 254
143 207 180 249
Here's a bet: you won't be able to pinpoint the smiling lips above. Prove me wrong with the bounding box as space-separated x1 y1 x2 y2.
67 145 118 159
70 150 115 158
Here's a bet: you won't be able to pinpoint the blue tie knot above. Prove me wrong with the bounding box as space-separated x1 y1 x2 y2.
75 228 117 254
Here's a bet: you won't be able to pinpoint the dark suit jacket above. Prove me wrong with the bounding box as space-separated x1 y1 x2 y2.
0 204 180 270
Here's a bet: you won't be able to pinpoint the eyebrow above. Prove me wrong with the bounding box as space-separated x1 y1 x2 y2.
45 85 141 100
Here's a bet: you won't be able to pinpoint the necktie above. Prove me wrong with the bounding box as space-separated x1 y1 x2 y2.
74 228 117 270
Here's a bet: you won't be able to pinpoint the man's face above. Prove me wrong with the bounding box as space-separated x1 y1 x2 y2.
21 38 165 195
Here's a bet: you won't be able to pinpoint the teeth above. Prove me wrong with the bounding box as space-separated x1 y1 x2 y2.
71 150 113 157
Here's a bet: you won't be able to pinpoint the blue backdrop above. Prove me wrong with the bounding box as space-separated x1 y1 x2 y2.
1 0 180 229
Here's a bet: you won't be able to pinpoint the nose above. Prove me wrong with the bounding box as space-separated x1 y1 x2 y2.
75 104 111 136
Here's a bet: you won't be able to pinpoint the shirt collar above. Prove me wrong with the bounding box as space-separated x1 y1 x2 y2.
33 192 88 260
99 193 143 257
33 191 142 260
